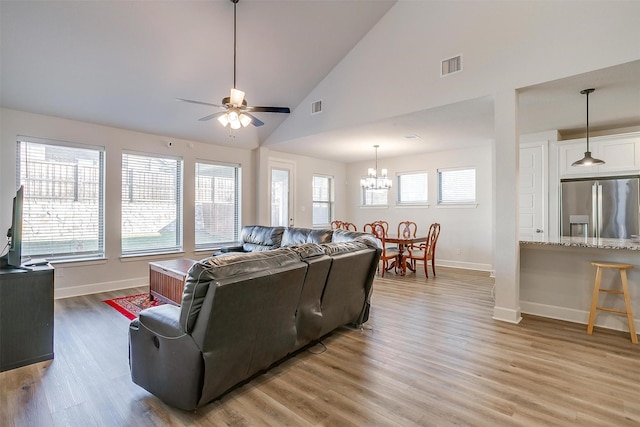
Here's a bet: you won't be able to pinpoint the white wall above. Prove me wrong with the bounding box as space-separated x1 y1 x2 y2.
346 144 493 271
0 108 255 298
259 149 348 229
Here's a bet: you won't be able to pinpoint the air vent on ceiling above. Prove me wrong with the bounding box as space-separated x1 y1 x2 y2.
311 100 322 115
441 55 462 76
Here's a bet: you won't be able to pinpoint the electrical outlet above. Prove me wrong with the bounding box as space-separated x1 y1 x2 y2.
455 248 461 255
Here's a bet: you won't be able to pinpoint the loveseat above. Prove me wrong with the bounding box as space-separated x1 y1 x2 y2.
129 227 381 410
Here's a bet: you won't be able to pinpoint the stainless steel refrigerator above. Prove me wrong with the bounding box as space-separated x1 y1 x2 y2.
561 175 640 239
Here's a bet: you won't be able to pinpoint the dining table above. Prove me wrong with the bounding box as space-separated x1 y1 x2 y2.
384 234 427 276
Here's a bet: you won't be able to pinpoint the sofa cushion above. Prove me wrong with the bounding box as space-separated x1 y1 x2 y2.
331 229 381 248
286 242 326 259
281 227 333 247
179 248 300 332
240 225 285 252
321 241 369 255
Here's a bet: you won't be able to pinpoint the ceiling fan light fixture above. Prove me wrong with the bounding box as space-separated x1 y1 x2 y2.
230 88 245 107
217 113 230 127
572 88 605 167
239 113 252 127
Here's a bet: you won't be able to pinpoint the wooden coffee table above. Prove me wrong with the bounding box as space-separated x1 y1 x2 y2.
149 258 197 306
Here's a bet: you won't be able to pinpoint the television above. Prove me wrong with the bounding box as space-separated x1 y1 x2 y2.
0 185 24 269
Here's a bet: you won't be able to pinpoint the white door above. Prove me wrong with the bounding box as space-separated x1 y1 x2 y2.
270 161 295 227
519 142 547 241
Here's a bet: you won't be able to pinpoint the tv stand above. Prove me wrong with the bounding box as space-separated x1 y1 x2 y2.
0 264 54 371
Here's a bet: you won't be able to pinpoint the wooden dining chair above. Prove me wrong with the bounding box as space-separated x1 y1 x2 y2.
365 222 399 277
397 221 417 239
341 222 357 231
406 223 441 278
397 221 417 272
330 220 343 230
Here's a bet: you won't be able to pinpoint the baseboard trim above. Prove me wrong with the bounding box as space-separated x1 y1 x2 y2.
493 306 522 324
434 260 493 272
55 277 147 299
520 300 640 333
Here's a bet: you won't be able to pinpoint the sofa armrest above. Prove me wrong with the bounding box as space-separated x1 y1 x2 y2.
129 305 204 410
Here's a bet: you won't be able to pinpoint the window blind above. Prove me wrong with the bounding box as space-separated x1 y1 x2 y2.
195 161 241 249
312 175 333 226
121 152 183 255
438 168 476 204
398 172 428 205
17 139 105 261
362 188 388 206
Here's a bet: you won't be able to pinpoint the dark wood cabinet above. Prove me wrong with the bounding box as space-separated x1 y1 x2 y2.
0 265 54 372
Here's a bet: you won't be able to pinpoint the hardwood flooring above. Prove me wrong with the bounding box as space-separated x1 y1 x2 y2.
2 266 640 426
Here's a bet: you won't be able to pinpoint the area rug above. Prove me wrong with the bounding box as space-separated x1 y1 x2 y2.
104 293 165 320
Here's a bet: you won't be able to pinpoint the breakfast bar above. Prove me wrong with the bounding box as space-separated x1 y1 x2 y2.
520 237 640 336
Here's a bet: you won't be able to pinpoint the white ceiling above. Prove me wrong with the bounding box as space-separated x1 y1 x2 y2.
2 1 639 164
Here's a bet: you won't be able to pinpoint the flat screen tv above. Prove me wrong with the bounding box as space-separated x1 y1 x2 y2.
1 185 24 269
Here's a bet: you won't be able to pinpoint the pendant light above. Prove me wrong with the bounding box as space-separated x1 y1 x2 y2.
360 145 392 190
572 88 605 167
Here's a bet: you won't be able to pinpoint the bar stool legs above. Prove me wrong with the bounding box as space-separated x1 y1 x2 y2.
587 261 637 344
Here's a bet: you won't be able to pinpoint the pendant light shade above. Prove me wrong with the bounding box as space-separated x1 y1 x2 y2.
572 88 605 167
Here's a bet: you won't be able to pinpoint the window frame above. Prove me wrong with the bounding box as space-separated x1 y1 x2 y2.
121 151 184 257
194 160 242 250
396 171 429 206
361 188 389 207
16 137 106 262
312 174 334 227
437 166 477 206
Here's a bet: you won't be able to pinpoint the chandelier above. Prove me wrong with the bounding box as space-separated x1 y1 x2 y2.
360 145 392 190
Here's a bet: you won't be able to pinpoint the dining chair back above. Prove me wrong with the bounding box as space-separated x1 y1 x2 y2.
397 221 417 239
407 223 441 278
330 220 343 230
364 222 399 277
341 222 357 231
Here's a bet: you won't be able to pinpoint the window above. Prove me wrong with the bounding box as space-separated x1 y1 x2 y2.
195 161 241 249
122 152 183 256
17 139 105 261
397 172 428 205
362 188 388 206
438 167 476 204
312 175 333 226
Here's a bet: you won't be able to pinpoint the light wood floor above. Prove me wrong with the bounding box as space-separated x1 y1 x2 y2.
2 266 640 426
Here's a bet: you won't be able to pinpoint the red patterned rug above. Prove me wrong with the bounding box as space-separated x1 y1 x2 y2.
104 293 165 320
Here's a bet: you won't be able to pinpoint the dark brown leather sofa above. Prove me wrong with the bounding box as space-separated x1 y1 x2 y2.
129 227 381 410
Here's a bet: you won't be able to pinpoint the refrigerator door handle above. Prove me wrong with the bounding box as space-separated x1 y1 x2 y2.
597 184 603 238
592 183 598 237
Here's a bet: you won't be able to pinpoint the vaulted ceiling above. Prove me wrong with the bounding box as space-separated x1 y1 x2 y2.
2 1 639 163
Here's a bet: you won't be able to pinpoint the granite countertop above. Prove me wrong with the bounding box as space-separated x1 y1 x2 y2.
520 236 640 250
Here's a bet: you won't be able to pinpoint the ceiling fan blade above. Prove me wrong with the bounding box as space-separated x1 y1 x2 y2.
199 112 226 122
176 98 224 108
248 106 291 114
243 112 264 127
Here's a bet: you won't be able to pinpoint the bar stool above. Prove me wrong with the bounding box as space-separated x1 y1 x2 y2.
587 261 637 344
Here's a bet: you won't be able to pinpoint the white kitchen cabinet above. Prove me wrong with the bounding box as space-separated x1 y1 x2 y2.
559 132 640 177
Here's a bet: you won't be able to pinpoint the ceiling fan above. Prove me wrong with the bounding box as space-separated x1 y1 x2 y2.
177 0 290 129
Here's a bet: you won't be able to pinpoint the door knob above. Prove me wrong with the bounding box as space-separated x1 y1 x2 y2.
535 229 543 233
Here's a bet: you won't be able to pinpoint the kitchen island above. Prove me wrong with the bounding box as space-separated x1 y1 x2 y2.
520 236 640 337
